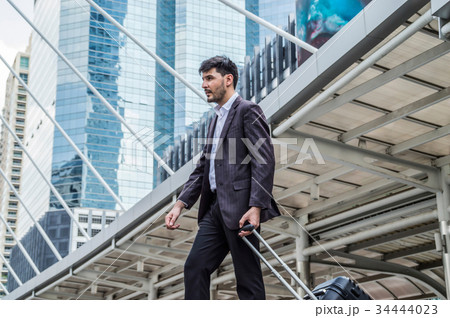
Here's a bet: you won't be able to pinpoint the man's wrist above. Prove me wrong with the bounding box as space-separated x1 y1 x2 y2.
251 206 261 213
176 200 187 209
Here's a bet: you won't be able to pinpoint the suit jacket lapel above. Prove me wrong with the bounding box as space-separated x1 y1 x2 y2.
219 95 241 140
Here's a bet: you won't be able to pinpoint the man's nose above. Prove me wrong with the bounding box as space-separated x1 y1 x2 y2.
202 81 208 89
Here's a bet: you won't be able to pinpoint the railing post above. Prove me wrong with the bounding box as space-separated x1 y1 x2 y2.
287 13 297 73
193 123 199 155
241 56 251 100
180 135 186 166
264 36 273 94
173 136 180 171
274 33 284 82
187 130 193 161
253 46 261 103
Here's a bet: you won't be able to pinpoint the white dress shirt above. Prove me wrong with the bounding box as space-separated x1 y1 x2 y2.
209 92 239 192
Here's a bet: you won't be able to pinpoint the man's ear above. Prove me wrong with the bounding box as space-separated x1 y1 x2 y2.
225 74 234 88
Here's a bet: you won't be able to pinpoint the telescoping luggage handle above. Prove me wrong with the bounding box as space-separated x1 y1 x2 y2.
239 224 318 300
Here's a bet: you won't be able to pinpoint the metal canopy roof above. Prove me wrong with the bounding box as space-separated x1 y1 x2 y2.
3 0 450 300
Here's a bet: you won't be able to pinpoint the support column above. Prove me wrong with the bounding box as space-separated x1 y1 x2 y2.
148 275 158 300
436 164 450 298
296 215 311 297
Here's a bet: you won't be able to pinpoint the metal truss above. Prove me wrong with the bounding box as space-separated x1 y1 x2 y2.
278 129 440 192
312 250 446 299
2 0 449 301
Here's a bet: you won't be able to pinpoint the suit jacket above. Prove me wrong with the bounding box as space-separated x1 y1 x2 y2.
178 96 280 229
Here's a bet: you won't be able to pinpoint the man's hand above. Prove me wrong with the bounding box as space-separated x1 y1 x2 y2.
238 207 261 237
165 201 184 230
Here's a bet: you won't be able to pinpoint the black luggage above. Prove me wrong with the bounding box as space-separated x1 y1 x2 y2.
239 224 372 300
304 276 372 300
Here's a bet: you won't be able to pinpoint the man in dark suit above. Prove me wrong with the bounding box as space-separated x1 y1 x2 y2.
165 56 280 300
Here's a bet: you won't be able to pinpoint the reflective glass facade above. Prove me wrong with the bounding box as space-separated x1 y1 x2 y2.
50 0 157 210
153 0 176 182
258 0 296 49
173 0 246 139
18 0 60 240
7 210 71 292
6 207 118 292
245 0 260 57
0 52 30 293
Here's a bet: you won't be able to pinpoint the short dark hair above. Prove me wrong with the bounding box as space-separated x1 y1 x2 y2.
199 55 238 89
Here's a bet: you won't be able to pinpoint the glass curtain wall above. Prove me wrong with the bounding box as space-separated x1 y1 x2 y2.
50 0 157 210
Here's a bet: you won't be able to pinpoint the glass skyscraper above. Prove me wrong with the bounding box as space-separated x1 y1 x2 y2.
49 0 157 210
18 0 60 240
244 0 296 57
0 51 30 295
259 0 296 46
172 0 246 139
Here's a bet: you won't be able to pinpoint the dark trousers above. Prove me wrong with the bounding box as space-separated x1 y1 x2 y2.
184 195 265 300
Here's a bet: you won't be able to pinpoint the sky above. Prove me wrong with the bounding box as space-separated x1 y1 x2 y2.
0 0 33 111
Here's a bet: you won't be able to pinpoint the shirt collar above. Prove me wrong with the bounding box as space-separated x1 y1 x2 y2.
214 92 239 117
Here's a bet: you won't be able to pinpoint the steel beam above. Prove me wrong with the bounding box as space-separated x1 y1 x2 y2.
387 124 450 155
316 250 447 299
303 210 438 256
79 269 150 286
314 198 436 239
35 271 73 296
280 129 440 192
340 87 450 143
115 244 185 266
75 272 147 293
436 155 450 167
306 188 427 232
295 43 450 130
260 222 298 238
115 200 176 246
274 165 352 200
39 290 104 300
348 223 438 252
120 241 189 256
218 0 317 53
294 178 396 217
118 290 145 300
383 242 437 260
159 289 184 300
0 281 9 295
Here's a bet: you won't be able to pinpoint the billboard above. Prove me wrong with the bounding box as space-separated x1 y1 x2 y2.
296 0 372 64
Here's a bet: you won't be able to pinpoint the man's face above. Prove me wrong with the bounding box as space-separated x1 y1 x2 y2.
201 68 232 104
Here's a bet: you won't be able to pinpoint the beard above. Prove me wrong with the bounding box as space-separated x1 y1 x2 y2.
206 81 227 103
